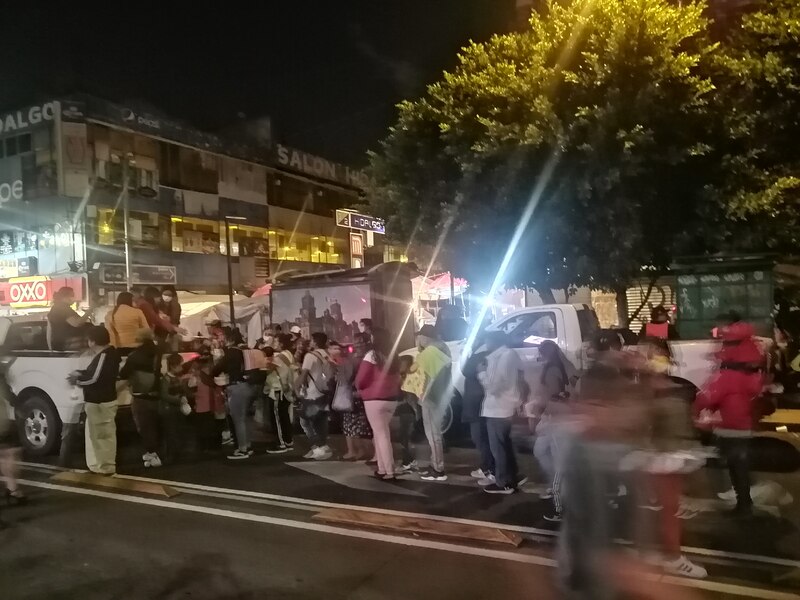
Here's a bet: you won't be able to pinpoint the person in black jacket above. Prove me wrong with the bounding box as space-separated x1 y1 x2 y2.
461 339 493 484
213 328 255 460
120 329 163 468
69 326 120 475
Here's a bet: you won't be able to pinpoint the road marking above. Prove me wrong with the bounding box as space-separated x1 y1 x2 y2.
17 461 800 570
15 477 799 600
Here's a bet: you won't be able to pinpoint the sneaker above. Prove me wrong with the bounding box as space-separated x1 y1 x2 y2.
484 483 515 495
420 470 448 481
471 468 488 479
374 472 397 481
477 474 496 486
717 488 736 501
221 431 234 446
303 447 318 459
543 511 563 522
313 446 333 461
517 476 529 488
539 488 554 500
662 556 708 579
147 453 163 468
398 460 418 473
227 449 252 460
266 445 292 455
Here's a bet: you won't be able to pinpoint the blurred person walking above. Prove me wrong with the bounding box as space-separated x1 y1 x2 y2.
69 326 121 475
695 320 764 518
120 328 163 467
413 325 451 481
157 286 182 351
0 371 24 528
479 331 525 494
105 291 148 354
356 329 402 480
396 355 420 472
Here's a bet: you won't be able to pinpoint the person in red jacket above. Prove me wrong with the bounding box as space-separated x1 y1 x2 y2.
695 320 764 517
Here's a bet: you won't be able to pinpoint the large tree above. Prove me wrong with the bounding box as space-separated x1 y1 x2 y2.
367 0 723 309
713 0 800 252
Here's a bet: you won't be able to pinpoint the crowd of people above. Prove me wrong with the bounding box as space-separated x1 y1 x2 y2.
2 293 769 588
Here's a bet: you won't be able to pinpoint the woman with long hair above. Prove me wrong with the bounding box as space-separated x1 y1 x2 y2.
355 328 401 480
105 291 148 354
137 286 179 340
532 340 577 521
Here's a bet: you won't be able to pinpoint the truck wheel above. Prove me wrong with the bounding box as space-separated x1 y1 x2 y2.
16 394 62 456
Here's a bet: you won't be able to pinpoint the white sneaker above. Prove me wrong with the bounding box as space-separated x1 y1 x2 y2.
717 488 736 501
540 488 554 500
148 453 163 468
662 556 707 579
304 447 318 459
313 446 333 460
477 474 496 486
471 468 487 479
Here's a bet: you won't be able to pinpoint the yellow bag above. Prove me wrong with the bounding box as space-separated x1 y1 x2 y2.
401 365 425 399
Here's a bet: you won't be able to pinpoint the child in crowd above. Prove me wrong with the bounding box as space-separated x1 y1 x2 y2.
160 353 191 463
192 356 225 453
396 355 421 472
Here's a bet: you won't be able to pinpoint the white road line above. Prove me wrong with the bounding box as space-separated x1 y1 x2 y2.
17 461 800 570
16 477 800 600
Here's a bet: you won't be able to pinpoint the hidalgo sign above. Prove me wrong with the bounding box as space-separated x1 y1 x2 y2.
0 102 57 135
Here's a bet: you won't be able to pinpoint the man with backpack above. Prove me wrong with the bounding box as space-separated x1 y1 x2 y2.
265 333 296 454
295 332 334 460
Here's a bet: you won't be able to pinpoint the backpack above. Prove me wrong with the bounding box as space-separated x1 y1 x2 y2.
309 349 335 394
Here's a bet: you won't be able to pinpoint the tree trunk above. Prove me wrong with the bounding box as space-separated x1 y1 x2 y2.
615 286 629 327
535 285 556 305
627 277 658 326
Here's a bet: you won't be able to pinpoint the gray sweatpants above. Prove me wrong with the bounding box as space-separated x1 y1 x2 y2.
421 400 445 472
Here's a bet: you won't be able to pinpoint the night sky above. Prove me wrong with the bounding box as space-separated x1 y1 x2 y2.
0 1 514 165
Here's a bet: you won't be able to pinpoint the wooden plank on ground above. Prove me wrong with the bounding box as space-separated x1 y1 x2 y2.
312 508 523 547
51 471 180 498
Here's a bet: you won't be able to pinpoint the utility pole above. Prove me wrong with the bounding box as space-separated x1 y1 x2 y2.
122 155 131 290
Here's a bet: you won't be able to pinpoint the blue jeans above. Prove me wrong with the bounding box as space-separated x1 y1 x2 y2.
227 382 256 452
486 417 518 488
470 419 494 475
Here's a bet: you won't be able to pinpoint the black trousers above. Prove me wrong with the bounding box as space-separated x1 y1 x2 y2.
193 412 220 451
469 418 495 475
717 436 752 510
266 392 293 447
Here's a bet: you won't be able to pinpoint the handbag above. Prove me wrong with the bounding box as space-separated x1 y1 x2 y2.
331 380 354 412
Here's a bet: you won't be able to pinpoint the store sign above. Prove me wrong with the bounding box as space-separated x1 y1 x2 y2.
276 144 368 188
335 209 385 234
0 180 22 204
99 263 177 286
0 259 18 279
0 102 57 135
9 276 51 308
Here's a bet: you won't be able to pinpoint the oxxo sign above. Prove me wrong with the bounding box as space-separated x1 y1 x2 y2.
9 276 52 308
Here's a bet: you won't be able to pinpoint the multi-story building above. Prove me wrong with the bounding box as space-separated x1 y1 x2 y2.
0 95 402 309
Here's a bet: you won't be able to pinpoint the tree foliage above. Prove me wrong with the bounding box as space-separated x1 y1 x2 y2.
712 0 800 251
367 0 724 293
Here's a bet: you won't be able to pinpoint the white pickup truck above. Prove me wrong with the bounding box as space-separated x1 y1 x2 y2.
0 315 94 455
404 304 800 461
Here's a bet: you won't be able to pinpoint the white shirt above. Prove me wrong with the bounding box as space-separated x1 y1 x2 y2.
479 346 523 418
302 349 330 400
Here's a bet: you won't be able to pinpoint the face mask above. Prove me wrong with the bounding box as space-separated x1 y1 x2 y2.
358 324 366 333
162 295 173 303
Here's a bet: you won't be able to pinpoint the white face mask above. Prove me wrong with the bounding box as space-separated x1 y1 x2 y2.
162 295 173 303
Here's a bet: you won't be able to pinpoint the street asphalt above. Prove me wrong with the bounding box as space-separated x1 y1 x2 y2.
1 424 799 599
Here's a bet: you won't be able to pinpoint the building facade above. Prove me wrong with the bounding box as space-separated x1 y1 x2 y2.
0 95 401 308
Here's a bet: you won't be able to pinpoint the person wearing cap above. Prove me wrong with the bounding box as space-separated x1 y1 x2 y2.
412 324 452 481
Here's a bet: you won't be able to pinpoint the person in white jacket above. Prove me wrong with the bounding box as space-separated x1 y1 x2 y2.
479 331 525 494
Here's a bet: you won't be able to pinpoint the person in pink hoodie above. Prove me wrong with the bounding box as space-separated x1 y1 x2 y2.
355 328 401 480
695 319 764 517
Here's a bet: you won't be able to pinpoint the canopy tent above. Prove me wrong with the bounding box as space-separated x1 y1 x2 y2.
412 273 468 302
178 292 270 345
